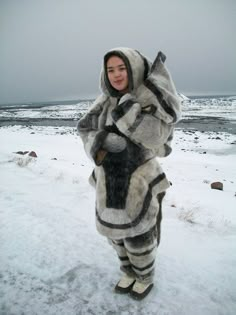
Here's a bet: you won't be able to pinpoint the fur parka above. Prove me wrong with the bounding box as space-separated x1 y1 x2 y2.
77 47 181 239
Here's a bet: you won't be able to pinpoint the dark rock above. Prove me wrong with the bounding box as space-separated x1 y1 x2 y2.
51 158 57 160
211 182 223 191
15 151 24 155
28 151 37 158
23 151 29 155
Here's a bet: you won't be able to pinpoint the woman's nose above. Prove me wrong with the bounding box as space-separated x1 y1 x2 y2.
114 70 121 77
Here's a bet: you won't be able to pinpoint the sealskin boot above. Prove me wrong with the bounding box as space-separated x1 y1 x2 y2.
130 280 154 300
114 274 136 294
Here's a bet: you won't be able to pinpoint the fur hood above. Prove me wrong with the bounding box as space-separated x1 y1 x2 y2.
100 47 181 125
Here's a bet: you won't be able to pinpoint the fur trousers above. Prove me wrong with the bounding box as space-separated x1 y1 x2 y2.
109 192 165 284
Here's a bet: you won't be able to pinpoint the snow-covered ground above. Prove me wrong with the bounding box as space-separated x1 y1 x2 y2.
0 101 90 120
0 124 236 315
182 97 236 120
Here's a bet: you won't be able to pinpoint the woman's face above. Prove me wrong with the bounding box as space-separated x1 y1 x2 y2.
106 56 129 93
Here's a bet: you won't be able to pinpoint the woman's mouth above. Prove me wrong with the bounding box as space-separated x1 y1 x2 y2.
114 80 123 84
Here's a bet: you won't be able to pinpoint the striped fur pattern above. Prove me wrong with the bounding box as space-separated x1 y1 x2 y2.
109 192 165 284
110 231 157 284
77 47 181 239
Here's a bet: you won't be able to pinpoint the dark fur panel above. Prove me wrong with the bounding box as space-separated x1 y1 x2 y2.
77 112 98 131
167 131 174 142
118 255 129 262
96 172 167 229
144 79 177 123
150 51 166 72
92 169 97 183
141 104 157 114
103 149 131 209
142 56 151 80
133 269 154 282
131 259 155 272
126 246 156 257
111 239 124 246
164 144 172 156
111 99 136 122
102 140 144 209
134 50 151 81
125 225 157 249
104 123 124 136
150 173 167 189
128 113 145 134
156 192 165 245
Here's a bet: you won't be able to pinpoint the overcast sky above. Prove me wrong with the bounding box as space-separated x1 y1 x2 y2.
0 0 235 104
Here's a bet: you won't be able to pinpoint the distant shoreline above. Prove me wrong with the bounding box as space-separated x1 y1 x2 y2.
0 99 93 110
0 116 235 135
186 94 236 99
0 94 236 107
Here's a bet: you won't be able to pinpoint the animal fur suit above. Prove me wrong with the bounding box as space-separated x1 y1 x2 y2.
77 47 181 282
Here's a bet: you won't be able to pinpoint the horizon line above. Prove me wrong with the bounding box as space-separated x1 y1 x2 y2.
1 92 236 106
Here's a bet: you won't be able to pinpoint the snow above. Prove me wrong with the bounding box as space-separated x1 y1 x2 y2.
181 97 236 120
0 102 91 120
0 123 236 315
178 92 190 101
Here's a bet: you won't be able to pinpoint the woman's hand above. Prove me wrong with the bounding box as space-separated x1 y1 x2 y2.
95 149 108 165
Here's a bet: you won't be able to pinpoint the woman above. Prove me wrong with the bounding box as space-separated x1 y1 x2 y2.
77 47 181 300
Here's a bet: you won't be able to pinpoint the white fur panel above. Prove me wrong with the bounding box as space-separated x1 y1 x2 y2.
95 159 170 239
116 103 141 133
130 115 172 150
95 166 107 210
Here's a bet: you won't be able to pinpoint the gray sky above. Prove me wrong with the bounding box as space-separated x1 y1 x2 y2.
0 0 236 104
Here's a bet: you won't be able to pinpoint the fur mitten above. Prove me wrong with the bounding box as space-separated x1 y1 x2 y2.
102 133 127 153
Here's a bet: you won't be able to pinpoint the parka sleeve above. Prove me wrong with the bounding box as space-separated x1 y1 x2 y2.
77 94 109 165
